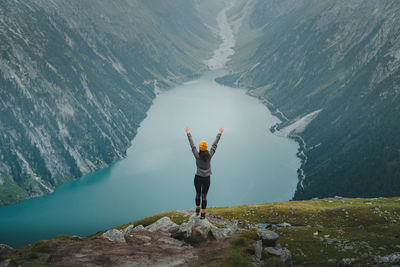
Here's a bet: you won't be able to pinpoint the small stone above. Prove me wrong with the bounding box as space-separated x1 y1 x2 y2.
102 229 126 243
344 245 353 251
327 238 338 244
365 202 373 205
358 224 364 230
328 259 336 263
257 229 279 247
277 222 292 228
135 235 152 242
361 253 369 258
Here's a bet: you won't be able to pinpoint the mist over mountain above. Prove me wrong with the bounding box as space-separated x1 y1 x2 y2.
0 0 217 206
219 0 400 199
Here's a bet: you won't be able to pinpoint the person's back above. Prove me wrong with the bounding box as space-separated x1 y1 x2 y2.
185 126 223 219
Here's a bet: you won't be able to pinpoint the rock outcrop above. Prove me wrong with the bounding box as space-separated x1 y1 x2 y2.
172 214 239 243
102 229 126 243
145 217 179 233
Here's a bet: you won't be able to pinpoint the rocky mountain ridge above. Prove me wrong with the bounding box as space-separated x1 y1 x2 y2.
0 0 217 206
218 0 400 200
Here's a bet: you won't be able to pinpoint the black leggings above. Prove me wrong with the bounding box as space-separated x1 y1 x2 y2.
194 175 210 209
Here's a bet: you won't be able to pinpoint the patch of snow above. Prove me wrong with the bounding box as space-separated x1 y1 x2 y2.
275 110 322 137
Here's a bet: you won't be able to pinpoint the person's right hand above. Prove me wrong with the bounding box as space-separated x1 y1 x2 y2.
219 127 224 134
185 126 190 134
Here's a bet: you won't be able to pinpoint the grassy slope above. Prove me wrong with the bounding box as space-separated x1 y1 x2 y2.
2 197 400 266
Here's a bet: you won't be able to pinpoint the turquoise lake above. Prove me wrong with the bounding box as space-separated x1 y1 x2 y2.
0 70 300 248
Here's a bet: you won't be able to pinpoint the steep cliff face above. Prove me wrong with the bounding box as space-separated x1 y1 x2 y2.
220 0 400 199
0 0 217 206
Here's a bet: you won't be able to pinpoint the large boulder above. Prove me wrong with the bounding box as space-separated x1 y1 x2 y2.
172 214 237 243
102 229 126 243
257 228 279 247
173 215 213 242
145 217 179 233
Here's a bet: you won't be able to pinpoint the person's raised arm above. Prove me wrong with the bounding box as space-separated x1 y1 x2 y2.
210 127 224 157
185 126 199 159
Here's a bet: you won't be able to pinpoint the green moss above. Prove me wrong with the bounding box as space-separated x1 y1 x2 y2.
53 234 82 242
201 231 258 266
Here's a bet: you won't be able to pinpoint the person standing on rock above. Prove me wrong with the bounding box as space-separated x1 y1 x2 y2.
185 126 223 219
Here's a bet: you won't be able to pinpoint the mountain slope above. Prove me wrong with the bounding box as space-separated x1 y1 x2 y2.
0 0 217 206
219 0 400 200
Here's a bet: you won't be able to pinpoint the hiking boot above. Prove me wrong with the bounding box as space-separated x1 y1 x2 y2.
200 213 206 220
195 206 200 216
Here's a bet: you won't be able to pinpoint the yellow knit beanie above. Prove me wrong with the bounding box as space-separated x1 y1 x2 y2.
199 141 208 151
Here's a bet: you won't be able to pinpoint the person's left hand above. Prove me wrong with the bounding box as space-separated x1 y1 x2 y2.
185 126 190 134
219 127 224 134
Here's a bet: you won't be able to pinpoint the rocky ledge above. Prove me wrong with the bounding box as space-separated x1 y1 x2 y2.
1 197 400 266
